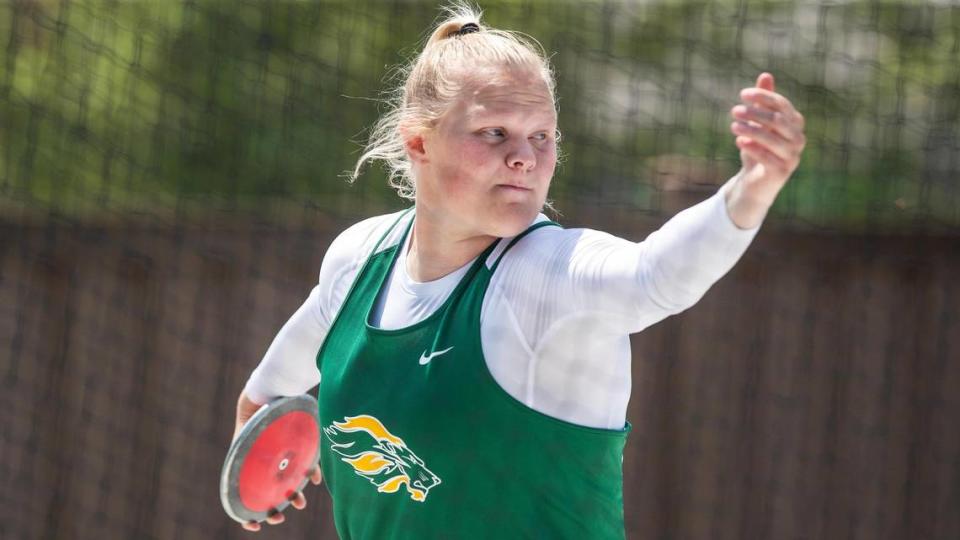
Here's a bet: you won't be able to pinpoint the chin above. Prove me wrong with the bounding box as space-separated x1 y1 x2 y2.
487 204 541 238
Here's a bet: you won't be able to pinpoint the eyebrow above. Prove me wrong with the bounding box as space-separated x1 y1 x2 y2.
467 107 557 126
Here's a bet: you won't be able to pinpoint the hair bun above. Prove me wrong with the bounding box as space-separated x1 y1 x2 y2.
454 22 480 36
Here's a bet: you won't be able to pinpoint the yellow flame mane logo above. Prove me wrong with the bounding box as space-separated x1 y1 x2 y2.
324 415 441 502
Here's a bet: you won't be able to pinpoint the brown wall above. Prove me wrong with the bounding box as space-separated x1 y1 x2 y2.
1 218 957 540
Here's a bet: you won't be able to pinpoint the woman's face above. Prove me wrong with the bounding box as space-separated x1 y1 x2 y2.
411 68 558 239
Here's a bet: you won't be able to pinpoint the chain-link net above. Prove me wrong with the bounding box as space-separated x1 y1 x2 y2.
2 0 957 231
1 2 958 540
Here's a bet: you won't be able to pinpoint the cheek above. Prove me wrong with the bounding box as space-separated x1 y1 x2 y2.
439 141 497 191
536 146 558 183
458 140 498 170
542 146 558 171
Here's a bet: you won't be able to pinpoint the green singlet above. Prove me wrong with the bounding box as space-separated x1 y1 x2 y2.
316 210 631 539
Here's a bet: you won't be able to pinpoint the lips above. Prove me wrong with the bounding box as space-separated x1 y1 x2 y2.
496 184 532 191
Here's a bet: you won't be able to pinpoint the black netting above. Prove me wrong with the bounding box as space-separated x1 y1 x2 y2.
2 2 958 539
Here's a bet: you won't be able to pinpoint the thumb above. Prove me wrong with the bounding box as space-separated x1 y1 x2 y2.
756 72 775 92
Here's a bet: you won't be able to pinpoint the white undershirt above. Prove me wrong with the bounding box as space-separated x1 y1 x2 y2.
243 189 760 429
368 227 473 329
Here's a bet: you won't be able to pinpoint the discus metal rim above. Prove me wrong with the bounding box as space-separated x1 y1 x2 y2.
220 394 320 524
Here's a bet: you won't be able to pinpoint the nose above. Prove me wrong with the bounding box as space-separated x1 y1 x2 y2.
506 141 536 172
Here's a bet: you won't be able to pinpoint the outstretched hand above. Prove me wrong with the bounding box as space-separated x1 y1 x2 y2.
726 73 806 226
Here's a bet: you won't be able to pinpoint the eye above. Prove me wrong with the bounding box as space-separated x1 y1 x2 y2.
531 132 549 142
483 128 506 138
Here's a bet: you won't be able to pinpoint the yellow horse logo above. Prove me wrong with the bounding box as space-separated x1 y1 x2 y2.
324 415 441 502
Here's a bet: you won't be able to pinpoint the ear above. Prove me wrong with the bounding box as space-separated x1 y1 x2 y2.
403 132 428 164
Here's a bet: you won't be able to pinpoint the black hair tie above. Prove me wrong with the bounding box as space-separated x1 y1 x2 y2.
455 23 480 36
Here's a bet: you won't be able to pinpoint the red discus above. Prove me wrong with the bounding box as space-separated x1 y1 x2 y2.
220 394 321 524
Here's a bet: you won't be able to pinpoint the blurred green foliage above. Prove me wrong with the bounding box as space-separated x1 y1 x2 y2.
0 0 957 232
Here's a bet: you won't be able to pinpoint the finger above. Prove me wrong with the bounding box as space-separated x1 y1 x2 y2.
731 121 798 163
756 72 775 92
739 94 805 133
309 465 323 485
290 491 307 510
731 104 804 143
265 510 285 526
242 521 261 532
736 136 790 174
739 87 802 121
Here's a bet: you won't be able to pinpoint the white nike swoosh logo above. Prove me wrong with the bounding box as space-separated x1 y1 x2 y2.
418 346 454 365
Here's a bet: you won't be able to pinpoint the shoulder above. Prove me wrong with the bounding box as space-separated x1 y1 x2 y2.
491 218 630 270
321 209 412 280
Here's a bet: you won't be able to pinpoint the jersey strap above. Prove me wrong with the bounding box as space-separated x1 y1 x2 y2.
487 220 560 273
371 207 414 255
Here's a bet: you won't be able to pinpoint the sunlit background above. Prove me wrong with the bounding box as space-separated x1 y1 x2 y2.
3 0 957 230
1 1 958 539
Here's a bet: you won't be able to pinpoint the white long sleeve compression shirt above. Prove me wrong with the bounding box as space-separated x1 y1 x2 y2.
244 189 760 429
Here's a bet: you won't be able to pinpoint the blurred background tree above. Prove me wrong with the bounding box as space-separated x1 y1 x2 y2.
2 0 957 232
2 3 958 539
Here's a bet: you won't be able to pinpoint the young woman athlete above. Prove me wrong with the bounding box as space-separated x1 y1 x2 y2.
232 4 806 538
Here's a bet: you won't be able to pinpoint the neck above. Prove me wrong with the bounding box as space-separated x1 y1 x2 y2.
406 211 496 283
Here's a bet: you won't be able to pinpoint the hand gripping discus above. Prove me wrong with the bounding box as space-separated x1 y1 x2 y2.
220 394 321 524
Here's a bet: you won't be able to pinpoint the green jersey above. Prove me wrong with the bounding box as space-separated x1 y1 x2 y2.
317 211 631 539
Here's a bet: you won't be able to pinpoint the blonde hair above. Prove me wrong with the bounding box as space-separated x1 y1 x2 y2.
349 2 557 200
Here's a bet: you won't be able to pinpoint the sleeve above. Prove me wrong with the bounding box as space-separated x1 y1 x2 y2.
241 285 329 404
496 188 762 340
578 189 760 332
241 216 385 404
